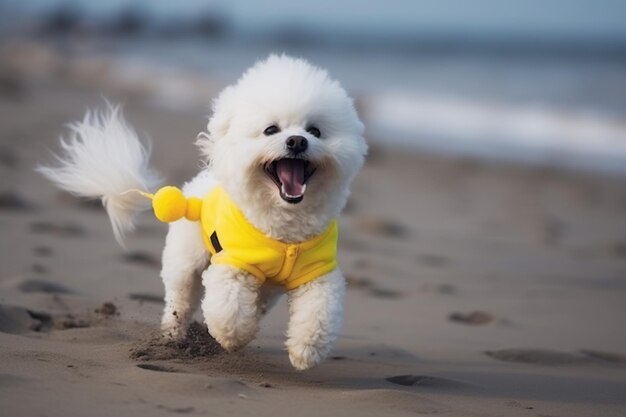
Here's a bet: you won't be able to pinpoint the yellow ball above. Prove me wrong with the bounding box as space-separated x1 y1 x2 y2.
152 186 187 223
185 197 202 221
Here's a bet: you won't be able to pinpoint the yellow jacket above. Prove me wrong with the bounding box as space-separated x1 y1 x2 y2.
148 186 338 290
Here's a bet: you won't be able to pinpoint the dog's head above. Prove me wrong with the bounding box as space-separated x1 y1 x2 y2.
197 55 366 236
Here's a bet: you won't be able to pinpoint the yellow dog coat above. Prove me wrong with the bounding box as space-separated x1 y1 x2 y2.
141 185 338 290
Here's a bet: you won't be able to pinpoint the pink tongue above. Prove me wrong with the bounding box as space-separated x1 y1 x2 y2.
276 159 306 196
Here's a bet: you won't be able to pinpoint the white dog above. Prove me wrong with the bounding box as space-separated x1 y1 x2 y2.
39 54 367 370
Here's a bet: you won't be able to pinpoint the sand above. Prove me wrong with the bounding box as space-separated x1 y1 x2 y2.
1 43 626 417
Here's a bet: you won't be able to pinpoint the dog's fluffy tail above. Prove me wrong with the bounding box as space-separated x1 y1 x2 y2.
38 103 161 246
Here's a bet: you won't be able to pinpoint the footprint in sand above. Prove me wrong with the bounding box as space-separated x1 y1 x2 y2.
0 305 45 334
136 363 181 373
345 274 403 299
448 310 495 325
30 221 85 237
420 282 457 295
386 375 468 389
352 216 410 239
0 190 35 211
55 192 104 212
122 251 161 269
16 278 75 294
156 405 195 414
579 349 626 364
0 305 88 333
485 348 626 366
28 309 89 331
128 293 164 304
368 287 403 299
416 254 449 268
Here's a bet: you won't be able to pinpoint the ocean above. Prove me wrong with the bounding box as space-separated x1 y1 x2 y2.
4 0 626 176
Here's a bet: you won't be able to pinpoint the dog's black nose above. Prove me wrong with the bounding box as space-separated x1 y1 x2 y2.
285 136 308 154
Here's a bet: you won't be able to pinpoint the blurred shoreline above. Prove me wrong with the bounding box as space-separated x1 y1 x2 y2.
2 38 626 178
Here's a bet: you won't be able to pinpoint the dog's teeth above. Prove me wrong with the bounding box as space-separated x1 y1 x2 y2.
280 184 306 198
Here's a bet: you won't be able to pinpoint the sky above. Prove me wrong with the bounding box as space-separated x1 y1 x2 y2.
4 0 626 42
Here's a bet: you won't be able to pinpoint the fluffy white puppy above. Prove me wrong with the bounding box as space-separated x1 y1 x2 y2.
39 54 367 370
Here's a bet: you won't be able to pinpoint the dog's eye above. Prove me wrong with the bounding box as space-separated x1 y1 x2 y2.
306 126 321 138
263 125 280 136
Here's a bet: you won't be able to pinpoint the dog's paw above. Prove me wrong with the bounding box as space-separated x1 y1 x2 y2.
288 343 326 370
203 307 258 352
210 331 254 352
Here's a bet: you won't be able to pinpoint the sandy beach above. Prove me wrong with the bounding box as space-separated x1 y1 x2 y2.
1 43 626 417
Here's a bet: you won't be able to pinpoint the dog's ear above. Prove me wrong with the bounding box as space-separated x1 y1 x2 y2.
196 86 235 160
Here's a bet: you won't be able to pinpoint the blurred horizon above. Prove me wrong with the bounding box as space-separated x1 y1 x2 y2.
2 0 626 176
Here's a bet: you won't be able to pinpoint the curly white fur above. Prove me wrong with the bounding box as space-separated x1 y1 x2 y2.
40 54 366 370
201 264 262 352
286 270 346 370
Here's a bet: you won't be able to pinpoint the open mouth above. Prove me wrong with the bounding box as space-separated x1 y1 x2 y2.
264 158 317 204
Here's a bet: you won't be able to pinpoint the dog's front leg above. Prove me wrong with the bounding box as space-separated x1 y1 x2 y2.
285 269 346 370
201 264 262 351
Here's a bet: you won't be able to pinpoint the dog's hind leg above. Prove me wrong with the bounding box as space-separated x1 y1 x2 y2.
160 219 209 341
201 264 262 351
285 269 346 370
